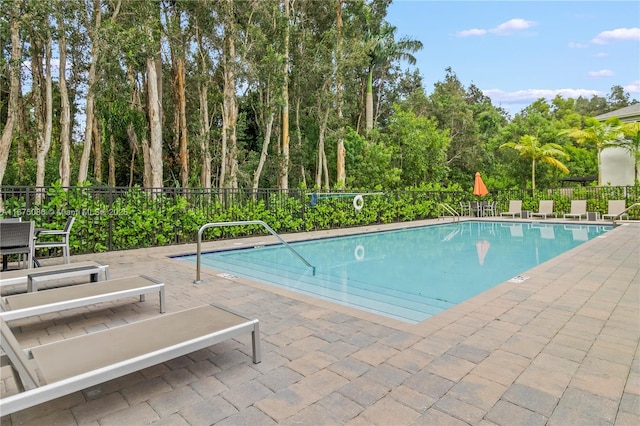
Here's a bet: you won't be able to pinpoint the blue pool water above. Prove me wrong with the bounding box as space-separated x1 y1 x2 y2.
178 222 611 323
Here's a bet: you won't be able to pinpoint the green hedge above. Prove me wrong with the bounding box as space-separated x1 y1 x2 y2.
1 182 638 255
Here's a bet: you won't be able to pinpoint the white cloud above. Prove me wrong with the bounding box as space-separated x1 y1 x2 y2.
482 88 602 104
591 27 640 44
568 41 589 49
455 28 487 37
587 69 615 78
456 18 536 38
489 18 537 36
625 80 640 94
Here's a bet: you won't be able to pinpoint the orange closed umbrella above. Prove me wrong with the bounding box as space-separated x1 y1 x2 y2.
473 172 489 197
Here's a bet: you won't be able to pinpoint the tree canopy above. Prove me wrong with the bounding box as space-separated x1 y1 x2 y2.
0 0 637 193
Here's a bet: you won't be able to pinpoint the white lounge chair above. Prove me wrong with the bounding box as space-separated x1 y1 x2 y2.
500 200 522 218
602 200 628 220
530 200 557 219
563 200 587 220
0 275 165 321
0 303 261 415
0 261 109 293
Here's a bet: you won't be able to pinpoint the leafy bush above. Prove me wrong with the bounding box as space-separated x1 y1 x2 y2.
2 183 638 256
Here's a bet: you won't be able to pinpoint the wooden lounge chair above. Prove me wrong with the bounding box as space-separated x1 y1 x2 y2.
602 200 629 220
500 200 522 218
0 275 165 321
563 200 587 220
0 261 109 293
530 200 557 219
0 303 261 416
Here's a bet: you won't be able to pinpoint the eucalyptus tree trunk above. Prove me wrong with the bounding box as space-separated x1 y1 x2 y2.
126 66 143 187
335 0 345 187
92 113 102 182
198 82 212 190
295 98 306 187
177 58 189 188
365 68 373 133
221 1 238 189
0 0 22 191
316 105 330 189
170 54 189 188
78 0 101 184
253 111 275 190
146 56 163 189
33 36 53 203
166 0 189 189
279 0 290 190
126 125 140 187
195 26 212 190
57 9 71 188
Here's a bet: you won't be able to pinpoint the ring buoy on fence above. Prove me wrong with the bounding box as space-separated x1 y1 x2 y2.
354 245 365 261
353 194 364 211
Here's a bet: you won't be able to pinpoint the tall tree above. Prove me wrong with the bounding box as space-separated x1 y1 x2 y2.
164 0 190 188
364 14 422 133
279 0 290 190
500 135 569 190
335 0 345 188
28 1 54 201
0 0 22 191
55 0 73 187
428 68 480 180
78 0 100 183
220 0 240 188
192 12 214 190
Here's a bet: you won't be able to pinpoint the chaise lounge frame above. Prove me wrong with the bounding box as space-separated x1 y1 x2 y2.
500 200 522 218
0 275 165 321
0 261 110 290
563 200 587 221
530 200 557 219
0 303 261 416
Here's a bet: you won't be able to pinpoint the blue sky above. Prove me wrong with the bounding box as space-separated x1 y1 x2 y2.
386 0 640 115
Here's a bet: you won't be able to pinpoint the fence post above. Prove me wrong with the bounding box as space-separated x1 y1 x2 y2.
108 187 114 251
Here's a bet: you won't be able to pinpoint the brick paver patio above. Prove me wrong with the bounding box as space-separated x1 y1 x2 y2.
1 219 638 425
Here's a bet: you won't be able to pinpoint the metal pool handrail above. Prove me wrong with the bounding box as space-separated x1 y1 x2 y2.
439 203 460 222
612 202 640 226
193 220 315 283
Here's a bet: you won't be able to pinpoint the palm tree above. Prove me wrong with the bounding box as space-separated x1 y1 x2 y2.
563 117 623 186
618 121 640 183
501 135 569 190
365 22 422 133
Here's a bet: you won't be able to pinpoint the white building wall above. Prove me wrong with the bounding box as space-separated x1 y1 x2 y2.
600 146 636 186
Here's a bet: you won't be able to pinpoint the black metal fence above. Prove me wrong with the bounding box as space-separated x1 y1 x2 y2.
1 185 638 256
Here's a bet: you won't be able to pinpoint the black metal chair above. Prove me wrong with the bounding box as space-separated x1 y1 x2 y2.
0 221 35 271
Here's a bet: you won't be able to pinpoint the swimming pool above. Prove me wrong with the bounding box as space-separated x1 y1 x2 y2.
177 222 611 323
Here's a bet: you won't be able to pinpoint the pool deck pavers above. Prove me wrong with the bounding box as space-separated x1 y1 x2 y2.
1 218 638 425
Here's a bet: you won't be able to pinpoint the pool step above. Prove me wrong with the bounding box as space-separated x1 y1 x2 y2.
199 256 454 323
